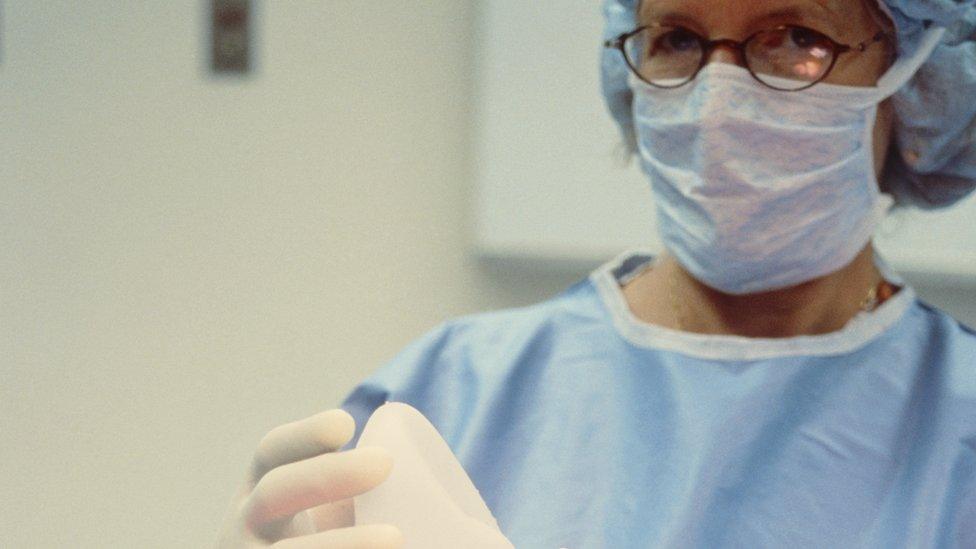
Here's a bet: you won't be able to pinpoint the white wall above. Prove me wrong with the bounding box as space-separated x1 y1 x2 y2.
2 2 974 548
0 2 572 547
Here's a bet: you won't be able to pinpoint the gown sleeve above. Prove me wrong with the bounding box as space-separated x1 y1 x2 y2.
937 436 976 546
338 319 478 450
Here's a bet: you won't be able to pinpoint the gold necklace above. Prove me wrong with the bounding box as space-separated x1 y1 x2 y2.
667 267 894 333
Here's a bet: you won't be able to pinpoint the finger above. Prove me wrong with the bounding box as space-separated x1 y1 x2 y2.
271 524 404 549
305 498 355 532
251 409 356 483
245 445 393 535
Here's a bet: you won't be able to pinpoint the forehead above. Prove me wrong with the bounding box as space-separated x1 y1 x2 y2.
637 0 877 39
639 0 856 19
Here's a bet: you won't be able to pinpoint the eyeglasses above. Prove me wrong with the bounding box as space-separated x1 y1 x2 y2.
604 23 890 91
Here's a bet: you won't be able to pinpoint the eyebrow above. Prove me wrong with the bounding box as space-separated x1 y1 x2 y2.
642 3 842 34
752 4 841 29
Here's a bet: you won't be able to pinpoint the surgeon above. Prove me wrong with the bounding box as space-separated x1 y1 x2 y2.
216 0 976 547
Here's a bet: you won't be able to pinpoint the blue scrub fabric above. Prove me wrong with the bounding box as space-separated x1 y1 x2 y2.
340 249 976 548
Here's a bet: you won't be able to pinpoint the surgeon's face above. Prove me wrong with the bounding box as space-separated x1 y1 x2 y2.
637 0 896 178
636 0 894 85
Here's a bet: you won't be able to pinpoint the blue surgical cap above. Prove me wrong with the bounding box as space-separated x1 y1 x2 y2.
600 0 976 209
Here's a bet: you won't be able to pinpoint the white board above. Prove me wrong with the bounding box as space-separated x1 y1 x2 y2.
471 0 976 286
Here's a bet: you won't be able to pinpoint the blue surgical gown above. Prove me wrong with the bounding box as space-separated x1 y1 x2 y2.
339 249 976 548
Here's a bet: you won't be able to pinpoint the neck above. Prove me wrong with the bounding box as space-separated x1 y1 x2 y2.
623 243 891 338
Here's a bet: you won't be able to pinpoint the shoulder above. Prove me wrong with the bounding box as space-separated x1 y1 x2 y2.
340 277 606 442
440 278 605 358
908 300 976 436
361 276 603 383
908 299 976 360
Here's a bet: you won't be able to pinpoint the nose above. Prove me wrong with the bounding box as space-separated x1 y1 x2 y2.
703 41 745 67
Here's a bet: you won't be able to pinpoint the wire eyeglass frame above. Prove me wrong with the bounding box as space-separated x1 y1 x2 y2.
604 22 891 92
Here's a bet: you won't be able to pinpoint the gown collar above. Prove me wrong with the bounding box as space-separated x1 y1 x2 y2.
588 248 918 360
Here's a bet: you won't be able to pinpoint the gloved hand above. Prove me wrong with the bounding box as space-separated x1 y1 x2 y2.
215 409 404 548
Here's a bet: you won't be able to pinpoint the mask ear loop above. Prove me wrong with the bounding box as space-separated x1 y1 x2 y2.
864 90 899 287
867 0 943 98
612 121 639 169
864 0 899 68
864 103 896 212
863 3 901 228
874 25 945 99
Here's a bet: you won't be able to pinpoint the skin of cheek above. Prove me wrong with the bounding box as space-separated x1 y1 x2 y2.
872 99 895 182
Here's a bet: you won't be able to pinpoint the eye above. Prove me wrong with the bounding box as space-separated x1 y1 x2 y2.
788 26 832 50
656 27 701 53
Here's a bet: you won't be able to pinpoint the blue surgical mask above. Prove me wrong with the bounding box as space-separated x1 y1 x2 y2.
630 30 944 295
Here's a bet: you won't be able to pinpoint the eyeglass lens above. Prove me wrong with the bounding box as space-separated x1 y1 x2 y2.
625 26 837 90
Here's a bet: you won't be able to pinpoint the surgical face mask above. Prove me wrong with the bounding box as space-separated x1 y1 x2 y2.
630 29 944 295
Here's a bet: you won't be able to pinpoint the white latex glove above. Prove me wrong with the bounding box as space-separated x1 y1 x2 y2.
215 409 404 548
354 403 514 549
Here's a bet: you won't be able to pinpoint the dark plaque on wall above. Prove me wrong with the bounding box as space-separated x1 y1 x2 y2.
211 0 250 73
